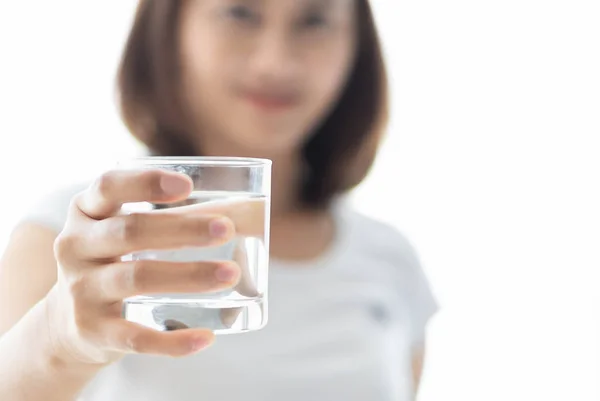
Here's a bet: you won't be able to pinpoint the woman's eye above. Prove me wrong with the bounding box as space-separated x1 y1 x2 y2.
225 5 257 22
302 13 328 29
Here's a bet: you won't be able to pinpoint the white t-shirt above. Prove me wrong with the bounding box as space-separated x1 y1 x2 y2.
21 183 439 401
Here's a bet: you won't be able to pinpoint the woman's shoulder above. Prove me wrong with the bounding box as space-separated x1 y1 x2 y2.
336 202 432 280
338 203 417 260
20 181 90 233
338 204 439 334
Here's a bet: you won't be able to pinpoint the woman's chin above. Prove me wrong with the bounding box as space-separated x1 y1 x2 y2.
225 130 306 158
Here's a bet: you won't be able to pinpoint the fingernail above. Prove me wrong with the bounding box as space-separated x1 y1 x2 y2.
190 337 210 352
215 263 239 282
160 175 190 195
209 218 230 238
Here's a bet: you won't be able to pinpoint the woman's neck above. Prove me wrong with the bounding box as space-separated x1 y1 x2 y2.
191 142 305 217
190 141 336 263
269 155 305 217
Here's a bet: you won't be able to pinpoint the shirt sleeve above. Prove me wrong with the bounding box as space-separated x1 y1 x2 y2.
394 234 439 346
18 182 89 233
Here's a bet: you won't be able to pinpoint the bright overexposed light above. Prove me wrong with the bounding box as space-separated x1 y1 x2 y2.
0 1 598 400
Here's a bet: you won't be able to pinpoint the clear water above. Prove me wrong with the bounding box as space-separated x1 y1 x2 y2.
121 191 269 334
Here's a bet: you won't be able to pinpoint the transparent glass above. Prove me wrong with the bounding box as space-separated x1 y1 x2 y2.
118 157 271 335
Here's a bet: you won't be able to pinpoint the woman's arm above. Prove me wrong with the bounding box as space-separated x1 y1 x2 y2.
411 343 426 395
1 169 231 400
0 293 106 401
0 224 57 333
0 223 105 401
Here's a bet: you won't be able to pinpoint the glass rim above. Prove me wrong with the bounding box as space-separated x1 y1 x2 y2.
119 156 272 168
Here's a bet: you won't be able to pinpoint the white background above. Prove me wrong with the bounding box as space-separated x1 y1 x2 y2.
0 1 598 400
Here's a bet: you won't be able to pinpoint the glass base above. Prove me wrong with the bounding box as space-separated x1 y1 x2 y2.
123 296 267 335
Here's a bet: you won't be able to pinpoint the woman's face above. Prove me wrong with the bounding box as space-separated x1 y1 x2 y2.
179 0 357 157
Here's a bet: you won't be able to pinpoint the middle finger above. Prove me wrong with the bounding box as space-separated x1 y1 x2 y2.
83 213 235 260
95 259 241 302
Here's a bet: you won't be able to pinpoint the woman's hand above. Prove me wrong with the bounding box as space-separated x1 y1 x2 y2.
45 169 240 366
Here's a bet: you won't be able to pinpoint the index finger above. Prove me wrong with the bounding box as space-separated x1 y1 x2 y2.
76 169 193 220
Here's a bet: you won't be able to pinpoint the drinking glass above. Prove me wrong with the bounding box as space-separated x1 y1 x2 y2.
118 157 271 335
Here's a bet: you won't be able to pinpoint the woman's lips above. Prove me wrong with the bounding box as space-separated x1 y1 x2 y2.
240 90 299 112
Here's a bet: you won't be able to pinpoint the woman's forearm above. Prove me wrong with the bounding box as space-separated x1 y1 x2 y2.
0 298 103 401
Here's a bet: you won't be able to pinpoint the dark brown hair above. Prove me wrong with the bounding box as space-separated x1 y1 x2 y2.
118 0 388 209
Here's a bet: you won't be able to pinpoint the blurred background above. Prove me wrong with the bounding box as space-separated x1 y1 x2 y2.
0 1 598 400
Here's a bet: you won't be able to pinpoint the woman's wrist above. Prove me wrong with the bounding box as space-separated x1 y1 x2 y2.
40 290 109 376
0 298 103 401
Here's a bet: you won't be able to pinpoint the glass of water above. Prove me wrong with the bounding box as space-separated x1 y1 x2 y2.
118 157 271 335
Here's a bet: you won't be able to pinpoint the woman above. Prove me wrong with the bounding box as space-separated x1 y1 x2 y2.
0 1 438 400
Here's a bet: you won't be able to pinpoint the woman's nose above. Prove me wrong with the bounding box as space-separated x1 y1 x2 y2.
247 31 300 85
